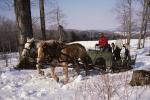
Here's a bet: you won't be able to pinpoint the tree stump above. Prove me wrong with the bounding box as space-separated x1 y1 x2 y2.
129 70 150 86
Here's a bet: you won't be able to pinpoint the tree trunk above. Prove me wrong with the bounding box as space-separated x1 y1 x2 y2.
137 2 145 49
137 0 149 49
142 0 149 48
137 32 142 49
39 0 46 40
142 18 148 48
58 25 64 42
14 0 33 59
127 0 132 45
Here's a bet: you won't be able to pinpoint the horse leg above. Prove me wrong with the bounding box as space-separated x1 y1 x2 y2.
36 58 44 75
50 66 59 82
62 62 69 83
75 63 80 75
36 64 44 75
36 47 44 75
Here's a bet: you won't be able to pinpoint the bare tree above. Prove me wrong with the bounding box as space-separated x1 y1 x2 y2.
14 0 33 59
137 0 150 49
39 0 46 40
48 0 67 42
114 0 133 45
142 1 150 48
127 0 132 45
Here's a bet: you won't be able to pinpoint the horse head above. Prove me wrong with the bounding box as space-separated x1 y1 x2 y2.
22 38 35 57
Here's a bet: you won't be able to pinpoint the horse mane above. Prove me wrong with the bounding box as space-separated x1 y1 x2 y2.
37 40 56 48
36 40 66 61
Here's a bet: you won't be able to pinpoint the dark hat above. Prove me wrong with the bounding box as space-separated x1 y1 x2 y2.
100 32 104 36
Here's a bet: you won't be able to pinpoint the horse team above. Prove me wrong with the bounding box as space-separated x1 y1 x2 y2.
21 38 93 83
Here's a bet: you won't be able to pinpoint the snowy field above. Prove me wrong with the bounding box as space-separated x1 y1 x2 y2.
0 39 150 100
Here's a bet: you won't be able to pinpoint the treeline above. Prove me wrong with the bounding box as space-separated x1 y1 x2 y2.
0 16 18 52
47 30 123 42
0 16 126 52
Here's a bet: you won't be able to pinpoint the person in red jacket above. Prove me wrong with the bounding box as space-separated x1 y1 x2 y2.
98 33 108 51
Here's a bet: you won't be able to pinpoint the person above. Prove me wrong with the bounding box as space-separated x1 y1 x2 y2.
115 38 123 50
111 42 115 61
111 42 115 53
113 46 121 61
108 44 112 52
123 43 131 60
98 33 108 51
113 39 123 61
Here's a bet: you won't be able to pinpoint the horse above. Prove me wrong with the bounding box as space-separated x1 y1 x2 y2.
21 38 93 83
16 38 38 69
58 43 93 73
36 41 93 83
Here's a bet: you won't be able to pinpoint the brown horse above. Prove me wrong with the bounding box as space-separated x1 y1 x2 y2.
57 43 93 82
36 41 93 83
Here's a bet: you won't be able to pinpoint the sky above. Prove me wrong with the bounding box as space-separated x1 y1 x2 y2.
57 0 119 30
0 0 120 30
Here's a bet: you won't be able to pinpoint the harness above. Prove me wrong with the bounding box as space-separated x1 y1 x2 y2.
43 43 82 66
43 44 76 64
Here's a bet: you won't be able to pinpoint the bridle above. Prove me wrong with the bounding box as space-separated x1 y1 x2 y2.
23 42 32 56
22 41 36 62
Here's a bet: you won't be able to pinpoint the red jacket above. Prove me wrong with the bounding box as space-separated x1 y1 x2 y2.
99 36 108 47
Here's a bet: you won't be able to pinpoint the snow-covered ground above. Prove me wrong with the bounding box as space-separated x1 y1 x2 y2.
0 39 150 100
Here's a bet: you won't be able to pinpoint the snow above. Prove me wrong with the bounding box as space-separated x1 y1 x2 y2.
0 39 150 100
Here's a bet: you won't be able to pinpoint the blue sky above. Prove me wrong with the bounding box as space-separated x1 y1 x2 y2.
57 0 119 30
0 0 119 30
